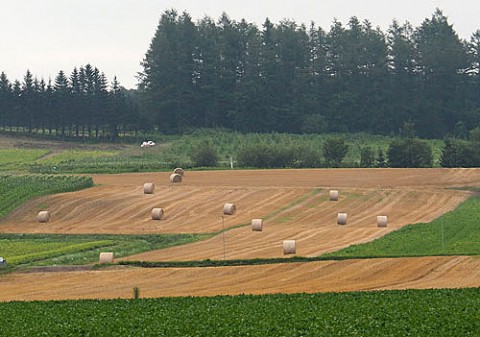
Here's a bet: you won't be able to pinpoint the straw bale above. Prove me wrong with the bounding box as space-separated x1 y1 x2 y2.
173 168 185 176
283 240 296 255
99 252 114 264
151 208 165 220
143 183 155 194
170 173 182 183
329 190 339 201
377 215 388 227
251 218 263 231
223 203 236 215
337 212 348 225
37 211 50 223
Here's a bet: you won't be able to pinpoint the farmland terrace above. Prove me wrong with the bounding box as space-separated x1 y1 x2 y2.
1 168 480 301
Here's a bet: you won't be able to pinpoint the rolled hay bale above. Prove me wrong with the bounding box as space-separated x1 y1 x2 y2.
337 212 348 225
37 211 50 223
251 218 263 231
151 207 165 220
170 173 182 183
223 203 236 215
283 240 296 255
143 182 155 194
329 190 339 201
173 167 185 177
377 215 388 228
99 252 114 264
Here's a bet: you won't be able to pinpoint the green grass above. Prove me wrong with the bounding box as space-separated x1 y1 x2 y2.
0 174 93 218
0 149 50 172
39 149 119 165
322 195 480 259
0 288 478 336
0 233 210 268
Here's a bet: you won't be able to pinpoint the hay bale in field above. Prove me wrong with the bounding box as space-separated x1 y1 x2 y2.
283 240 296 255
173 167 185 176
377 215 388 228
223 203 236 215
151 208 165 220
37 211 50 223
99 252 114 264
170 173 182 183
337 212 348 225
251 218 263 231
143 182 155 194
329 190 339 201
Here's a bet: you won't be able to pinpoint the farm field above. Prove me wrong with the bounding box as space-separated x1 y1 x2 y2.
1 168 480 301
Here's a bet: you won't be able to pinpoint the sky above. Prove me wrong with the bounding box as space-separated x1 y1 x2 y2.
1 0 479 89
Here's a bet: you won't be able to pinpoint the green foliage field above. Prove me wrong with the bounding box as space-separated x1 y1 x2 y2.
0 149 49 172
322 195 480 259
0 174 93 218
0 288 478 336
23 130 445 174
0 233 209 268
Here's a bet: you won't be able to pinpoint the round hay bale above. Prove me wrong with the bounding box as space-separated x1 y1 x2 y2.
99 252 114 264
143 183 155 194
251 218 263 231
337 212 348 225
223 203 236 215
173 167 185 176
377 215 388 227
37 211 50 223
170 173 182 183
151 208 165 220
329 190 339 201
283 240 296 255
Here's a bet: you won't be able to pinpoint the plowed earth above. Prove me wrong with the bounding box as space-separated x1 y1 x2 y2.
1 168 480 301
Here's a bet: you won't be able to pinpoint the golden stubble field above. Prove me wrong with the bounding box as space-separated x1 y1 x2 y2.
1 168 480 301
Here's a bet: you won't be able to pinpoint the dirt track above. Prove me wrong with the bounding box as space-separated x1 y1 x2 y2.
1 168 480 301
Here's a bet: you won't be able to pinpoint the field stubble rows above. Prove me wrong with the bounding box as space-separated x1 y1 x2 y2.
1 168 480 301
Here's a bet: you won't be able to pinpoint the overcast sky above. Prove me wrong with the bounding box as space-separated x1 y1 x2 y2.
1 0 479 89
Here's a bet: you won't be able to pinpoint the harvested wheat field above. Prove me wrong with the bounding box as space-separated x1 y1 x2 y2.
1 168 480 301
0 256 480 301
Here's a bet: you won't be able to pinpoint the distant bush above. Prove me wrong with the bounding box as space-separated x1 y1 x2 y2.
189 141 219 167
237 144 321 168
387 138 433 168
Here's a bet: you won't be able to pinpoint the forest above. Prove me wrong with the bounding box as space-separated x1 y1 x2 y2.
0 8 479 140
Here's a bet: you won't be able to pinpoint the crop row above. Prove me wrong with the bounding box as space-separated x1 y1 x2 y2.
0 288 478 336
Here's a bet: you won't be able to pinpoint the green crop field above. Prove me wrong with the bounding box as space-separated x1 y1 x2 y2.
0 288 478 336
0 174 93 218
0 233 209 268
0 149 49 172
12 130 444 174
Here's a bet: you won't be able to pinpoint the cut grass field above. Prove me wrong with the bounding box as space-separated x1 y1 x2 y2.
0 288 478 336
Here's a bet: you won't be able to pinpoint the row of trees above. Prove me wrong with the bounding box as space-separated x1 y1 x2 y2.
0 65 138 140
0 9 479 141
140 9 480 137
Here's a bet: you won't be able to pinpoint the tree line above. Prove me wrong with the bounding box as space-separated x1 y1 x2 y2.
139 8 480 138
0 65 139 140
0 8 479 142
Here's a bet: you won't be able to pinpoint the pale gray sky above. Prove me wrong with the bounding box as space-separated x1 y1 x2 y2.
1 0 478 89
